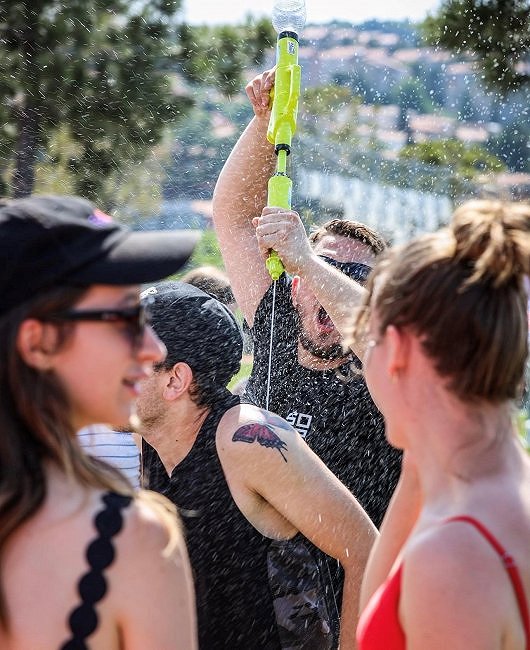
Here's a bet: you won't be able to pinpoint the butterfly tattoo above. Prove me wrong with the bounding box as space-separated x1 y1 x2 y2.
232 424 288 462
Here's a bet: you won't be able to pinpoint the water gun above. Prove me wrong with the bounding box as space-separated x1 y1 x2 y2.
266 0 306 281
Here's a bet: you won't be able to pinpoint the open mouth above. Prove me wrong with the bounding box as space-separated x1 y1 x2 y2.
317 306 335 333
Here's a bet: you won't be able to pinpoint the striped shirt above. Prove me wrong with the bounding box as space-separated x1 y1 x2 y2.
77 424 140 489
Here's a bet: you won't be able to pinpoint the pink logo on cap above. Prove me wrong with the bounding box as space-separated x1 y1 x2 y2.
88 208 113 227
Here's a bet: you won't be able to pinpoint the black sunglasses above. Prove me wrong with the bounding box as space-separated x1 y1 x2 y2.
319 255 372 284
46 304 150 351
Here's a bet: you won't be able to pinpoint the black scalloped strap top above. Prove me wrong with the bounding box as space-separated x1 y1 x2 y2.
59 491 132 650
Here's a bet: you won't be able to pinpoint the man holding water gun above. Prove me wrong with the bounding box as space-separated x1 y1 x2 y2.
212 68 402 637
213 66 401 526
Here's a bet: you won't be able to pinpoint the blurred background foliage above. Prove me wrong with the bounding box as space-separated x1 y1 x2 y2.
423 0 530 94
0 0 274 201
0 0 527 275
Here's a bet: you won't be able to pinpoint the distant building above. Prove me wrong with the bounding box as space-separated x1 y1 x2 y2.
408 113 456 142
478 173 530 201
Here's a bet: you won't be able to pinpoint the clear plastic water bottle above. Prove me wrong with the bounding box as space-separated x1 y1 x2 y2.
271 0 306 34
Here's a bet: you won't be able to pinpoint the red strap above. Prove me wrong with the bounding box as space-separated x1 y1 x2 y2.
447 515 530 649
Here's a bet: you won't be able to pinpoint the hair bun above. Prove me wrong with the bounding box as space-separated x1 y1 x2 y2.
451 199 530 287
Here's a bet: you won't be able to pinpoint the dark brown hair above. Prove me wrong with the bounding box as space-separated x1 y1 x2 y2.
352 200 530 402
309 218 387 255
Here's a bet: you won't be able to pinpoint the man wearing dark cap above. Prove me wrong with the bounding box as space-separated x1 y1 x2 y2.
137 281 377 650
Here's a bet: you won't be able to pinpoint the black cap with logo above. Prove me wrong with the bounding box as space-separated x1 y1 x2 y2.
0 195 199 315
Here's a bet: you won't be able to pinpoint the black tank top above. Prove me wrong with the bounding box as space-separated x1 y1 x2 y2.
142 391 334 649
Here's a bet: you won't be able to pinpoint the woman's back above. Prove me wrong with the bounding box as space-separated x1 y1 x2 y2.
1 469 195 650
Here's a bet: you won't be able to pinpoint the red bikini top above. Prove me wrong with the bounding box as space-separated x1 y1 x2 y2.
357 515 530 650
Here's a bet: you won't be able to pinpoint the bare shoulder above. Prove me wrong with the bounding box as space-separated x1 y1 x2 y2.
215 403 345 498
110 489 193 610
408 514 521 573
219 403 299 436
108 496 197 648
401 520 513 648
404 519 508 593
116 489 184 559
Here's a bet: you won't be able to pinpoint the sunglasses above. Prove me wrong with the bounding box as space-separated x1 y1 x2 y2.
318 255 372 284
46 304 150 351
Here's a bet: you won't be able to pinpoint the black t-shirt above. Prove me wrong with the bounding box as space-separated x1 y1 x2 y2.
244 274 402 528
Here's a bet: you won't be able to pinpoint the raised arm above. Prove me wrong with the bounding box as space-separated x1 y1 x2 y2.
219 408 378 650
212 71 277 325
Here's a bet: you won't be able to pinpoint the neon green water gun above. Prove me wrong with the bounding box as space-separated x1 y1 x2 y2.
266 0 306 281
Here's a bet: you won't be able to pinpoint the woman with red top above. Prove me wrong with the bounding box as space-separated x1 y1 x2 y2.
353 199 530 649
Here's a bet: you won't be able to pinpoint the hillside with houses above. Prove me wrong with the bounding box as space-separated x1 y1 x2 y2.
294 21 527 157
132 19 529 232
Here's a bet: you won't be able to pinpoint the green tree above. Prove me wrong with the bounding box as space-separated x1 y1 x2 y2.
300 84 361 141
176 23 210 85
400 138 505 174
488 122 530 172
175 21 275 97
214 26 246 97
0 0 195 199
394 77 434 114
458 88 481 122
0 3 273 200
244 17 275 66
399 138 506 197
423 0 530 94
302 85 356 116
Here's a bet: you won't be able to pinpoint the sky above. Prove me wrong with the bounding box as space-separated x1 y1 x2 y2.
182 0 444 26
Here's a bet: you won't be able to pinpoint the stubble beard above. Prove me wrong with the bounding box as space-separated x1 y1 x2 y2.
298 331 349 361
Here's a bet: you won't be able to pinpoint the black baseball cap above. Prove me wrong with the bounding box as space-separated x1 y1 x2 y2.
0 195 199 315
143 281 243 384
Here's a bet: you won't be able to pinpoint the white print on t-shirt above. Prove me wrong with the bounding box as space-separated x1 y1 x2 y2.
286 412 313 439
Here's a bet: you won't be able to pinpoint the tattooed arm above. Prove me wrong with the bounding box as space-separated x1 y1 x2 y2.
217 405 378 650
